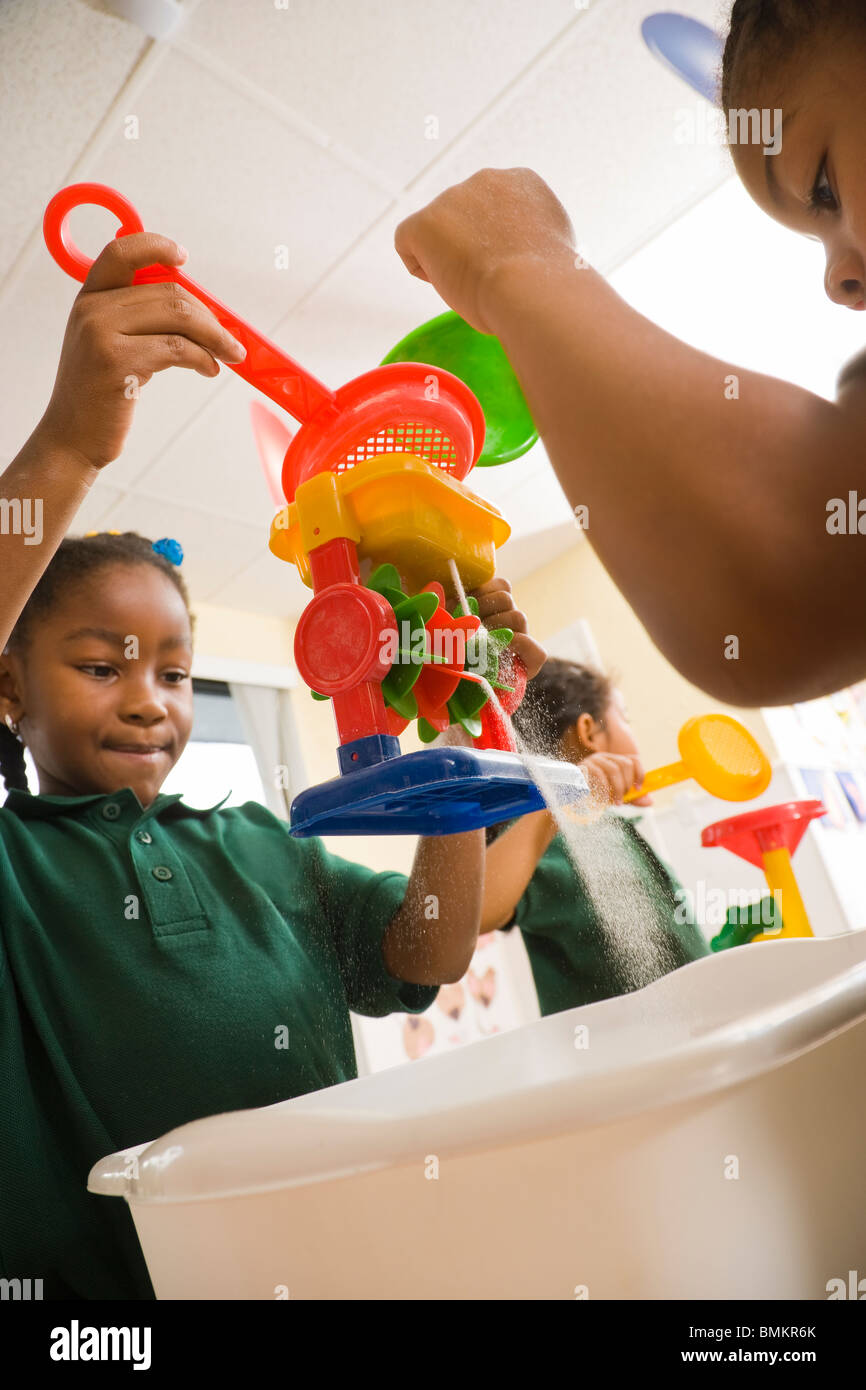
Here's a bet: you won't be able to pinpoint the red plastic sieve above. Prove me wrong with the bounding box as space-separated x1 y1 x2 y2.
42 183 486 502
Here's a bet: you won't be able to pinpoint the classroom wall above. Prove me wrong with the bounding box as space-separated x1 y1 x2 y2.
191 600 294 667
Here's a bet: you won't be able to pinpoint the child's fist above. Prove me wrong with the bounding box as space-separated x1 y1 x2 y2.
39 232 246 470
581 752 651 807
470 576 546 680
394 168 576 335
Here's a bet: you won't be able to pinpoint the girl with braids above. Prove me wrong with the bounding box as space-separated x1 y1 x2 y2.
396 0 866 707
481 659 709 1015
0 229 547 1299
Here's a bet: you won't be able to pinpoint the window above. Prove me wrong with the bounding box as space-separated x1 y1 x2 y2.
157 679 269 809
8 679 269 810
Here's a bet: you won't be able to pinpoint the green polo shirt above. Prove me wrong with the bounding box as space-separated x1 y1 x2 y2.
503 815 710 1015
0 786 435 1300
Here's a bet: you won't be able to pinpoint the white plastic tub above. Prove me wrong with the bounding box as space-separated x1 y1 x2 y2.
90 933 866 1299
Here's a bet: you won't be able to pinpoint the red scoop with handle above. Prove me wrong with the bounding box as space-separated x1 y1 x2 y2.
42 183 485 501
43 182 337 427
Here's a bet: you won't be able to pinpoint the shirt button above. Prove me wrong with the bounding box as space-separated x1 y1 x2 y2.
102 803 121 820
152 865 173 881
136 830 153 844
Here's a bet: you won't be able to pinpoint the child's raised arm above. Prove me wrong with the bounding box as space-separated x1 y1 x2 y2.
0 233 245 652
395 169 866 708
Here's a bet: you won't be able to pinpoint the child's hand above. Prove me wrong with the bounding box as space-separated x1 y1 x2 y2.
394 168 576 334
470 575 546 679
581 752 651 807
38 233 246 469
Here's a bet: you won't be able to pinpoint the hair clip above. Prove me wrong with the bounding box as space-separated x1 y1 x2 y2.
152 537 184 566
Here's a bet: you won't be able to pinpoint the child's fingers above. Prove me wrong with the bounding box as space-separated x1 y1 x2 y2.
81 232 189 294
507 631 547 681
583 753 648 805
471 579 546 679
123 334 224 380
110 288 246 364
472 584 515 623
472 575 511 599
597 755 633 803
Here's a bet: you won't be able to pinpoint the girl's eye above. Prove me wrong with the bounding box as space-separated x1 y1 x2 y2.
78 665 189 683
808 159 837 214
79 664 115 678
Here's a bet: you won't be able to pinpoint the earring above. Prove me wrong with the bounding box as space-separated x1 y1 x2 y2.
4 714 20 737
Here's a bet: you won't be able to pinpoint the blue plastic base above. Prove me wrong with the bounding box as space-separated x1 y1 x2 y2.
289 746 589 837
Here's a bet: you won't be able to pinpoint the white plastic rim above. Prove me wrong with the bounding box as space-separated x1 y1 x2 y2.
89 932 866 1206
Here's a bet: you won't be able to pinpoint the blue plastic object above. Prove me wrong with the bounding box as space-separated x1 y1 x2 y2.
641 12 723 104
289 745 589 837
152 536 184 566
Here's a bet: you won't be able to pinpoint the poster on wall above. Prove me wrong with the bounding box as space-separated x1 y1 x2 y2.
355 930 531 1073
798 768 852 831
836 771 866 824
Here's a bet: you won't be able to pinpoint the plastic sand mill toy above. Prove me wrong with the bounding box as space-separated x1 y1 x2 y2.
701 800 826 940
623 713 772 804
43 183 587 837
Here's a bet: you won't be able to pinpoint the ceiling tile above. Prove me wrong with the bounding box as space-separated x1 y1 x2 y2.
0 0 146 272
86 44 392 320
94 491 264 598
409 0 731 273
66 479 127 535
0 260 81 458
207 546 311 617
134 379 281 525
260 211 446 391
181 0 583 187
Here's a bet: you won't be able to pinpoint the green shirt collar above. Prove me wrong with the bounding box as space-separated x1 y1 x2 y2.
2 785 232 821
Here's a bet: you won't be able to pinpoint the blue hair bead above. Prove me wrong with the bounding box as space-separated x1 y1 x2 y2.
152 537 184 566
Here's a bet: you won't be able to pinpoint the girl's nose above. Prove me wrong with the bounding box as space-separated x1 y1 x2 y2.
120 681 171 722
825 246 866 310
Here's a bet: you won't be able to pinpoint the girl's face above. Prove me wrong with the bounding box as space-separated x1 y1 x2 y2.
0 564 194 809
730 33 866 311
563 688 640 762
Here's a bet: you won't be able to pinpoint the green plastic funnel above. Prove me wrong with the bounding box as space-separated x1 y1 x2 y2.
381 310 537 466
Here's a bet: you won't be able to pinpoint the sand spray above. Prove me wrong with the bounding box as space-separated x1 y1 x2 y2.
449 560 676 991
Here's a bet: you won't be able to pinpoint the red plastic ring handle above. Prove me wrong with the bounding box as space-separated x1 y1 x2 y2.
43 183 145 283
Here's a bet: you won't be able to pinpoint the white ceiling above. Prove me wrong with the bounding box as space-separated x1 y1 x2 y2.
1 0 734 617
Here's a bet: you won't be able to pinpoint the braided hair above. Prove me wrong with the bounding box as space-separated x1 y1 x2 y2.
721 0 866 111
1 532 193 796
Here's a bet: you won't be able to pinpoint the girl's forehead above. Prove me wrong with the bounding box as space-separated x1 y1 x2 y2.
46 566 192 638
